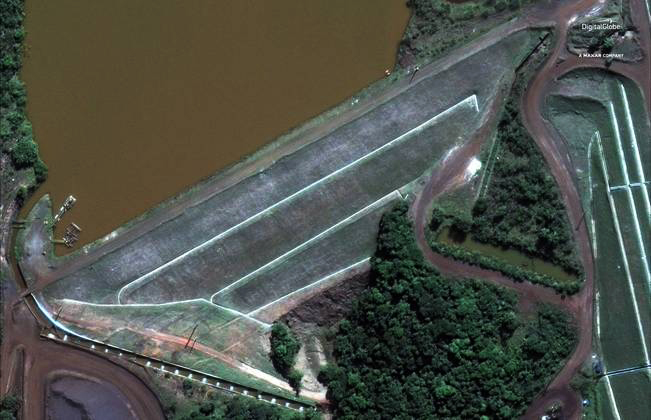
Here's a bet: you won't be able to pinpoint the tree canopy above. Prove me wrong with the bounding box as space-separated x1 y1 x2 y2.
320 203 576 419
1 0 48 184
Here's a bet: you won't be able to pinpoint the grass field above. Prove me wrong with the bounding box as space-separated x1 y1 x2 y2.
596 379 619 420
592 139 651 371
212 202 394 313
601 370 651 420
120 93 477 305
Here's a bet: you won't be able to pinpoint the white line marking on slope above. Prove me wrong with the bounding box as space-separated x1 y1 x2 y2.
210 191 400 301
608 102 651 290
117 95 479 303
588 133 597 255
596 133 651 365
32 294 95 341
247 258 371 316
618 83 651 222
604 375 623 420
595 290 602 339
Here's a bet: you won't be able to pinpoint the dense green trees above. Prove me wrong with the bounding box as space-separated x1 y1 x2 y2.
166 393 319 420
1 0 48 185
427 32 582 294
270 323 303 394
320 203 576 419
0 395 20 420
429 208 582 295
160 377 319 420
470 91 581 276
400 0 530 64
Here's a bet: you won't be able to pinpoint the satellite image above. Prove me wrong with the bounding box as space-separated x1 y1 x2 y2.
1 0 649 418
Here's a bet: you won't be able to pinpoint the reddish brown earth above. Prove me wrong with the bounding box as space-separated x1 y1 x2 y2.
0 277 164 419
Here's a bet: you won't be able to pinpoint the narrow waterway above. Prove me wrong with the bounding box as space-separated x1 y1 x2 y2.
437 226 579 283
21 0 409 253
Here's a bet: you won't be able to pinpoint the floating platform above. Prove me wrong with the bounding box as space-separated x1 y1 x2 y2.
53 195 76 225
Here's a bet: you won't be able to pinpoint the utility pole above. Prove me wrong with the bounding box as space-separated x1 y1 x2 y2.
189 336 198 354
185 324 198 349
51 305 63 336
575 207 587 231
409 65 420 84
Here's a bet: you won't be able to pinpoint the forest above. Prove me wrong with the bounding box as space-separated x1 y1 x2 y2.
427 29 583 295
319 203 576 419
157 377 319 420
429 209 582 295
469 89 581 277
1 0 47 190
270 322 304 394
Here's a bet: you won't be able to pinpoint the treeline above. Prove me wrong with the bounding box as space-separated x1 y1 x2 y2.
319 203 576 419
426 29 583 294
467 36 582 278
471 96 581 276
270 323 304 394
1 0 48 198
0 395 20 419
160 377 319 420
400 0 529 64
429 208 581 295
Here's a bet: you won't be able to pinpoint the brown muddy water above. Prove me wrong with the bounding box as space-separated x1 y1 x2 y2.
437 226 578 283
46 374 137 420
21 0 409 253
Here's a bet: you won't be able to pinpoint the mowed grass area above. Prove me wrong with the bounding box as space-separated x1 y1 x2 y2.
592 146 651 371
595 379 619 420
213 201 394 313
56 299 293 395
605 371 651 420
102 328 304 402
123 95 476 305
545 69 651 375
58 299 237 340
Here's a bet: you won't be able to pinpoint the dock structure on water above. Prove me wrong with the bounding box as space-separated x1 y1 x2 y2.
62 223 82 247
53 195 76 225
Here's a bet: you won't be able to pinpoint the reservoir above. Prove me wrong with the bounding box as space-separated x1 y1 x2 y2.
21 0 409 252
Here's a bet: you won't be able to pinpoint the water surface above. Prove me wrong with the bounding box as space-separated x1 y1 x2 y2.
21 0 409 252
437 226 578 283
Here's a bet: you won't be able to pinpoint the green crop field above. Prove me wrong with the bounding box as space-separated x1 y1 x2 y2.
547 68 651 380
608 371 651 420
592 146 650 372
